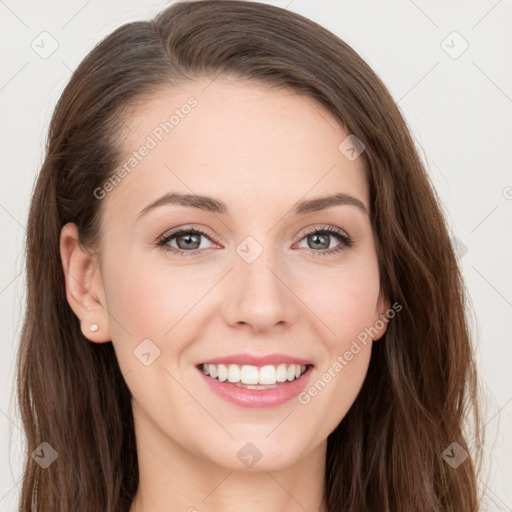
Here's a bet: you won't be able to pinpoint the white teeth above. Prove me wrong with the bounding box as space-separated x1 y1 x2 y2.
227 364 241 383
259 365 276 385
217 364 228 382
276 364 287 382
201 363 308 385
240 365 259 384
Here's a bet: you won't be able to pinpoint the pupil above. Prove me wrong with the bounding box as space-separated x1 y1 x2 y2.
310 233 328 250
178 233 200 249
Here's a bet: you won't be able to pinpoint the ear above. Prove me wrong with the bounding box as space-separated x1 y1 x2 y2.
372 287 391 341
60 222 111 343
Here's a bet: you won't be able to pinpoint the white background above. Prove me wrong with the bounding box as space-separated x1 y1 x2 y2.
1 0 511 510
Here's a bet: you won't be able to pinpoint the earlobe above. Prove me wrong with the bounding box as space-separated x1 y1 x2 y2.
59 222 111 343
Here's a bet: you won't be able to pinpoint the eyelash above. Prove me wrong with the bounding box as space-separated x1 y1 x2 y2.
156 224 353 257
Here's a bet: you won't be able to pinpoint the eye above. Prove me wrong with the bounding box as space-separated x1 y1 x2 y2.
156 224 353 257
156 226 219 256
294 224 353 256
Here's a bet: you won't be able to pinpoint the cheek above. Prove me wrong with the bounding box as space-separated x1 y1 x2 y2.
293 258 379 413
299 259 381 350
298 340 372 444
100 253 192 379
105 253 207 339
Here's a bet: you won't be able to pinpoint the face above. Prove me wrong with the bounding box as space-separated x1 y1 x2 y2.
75 78 389 472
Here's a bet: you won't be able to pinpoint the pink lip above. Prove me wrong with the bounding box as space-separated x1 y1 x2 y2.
197 365 313 408
198 353 313 367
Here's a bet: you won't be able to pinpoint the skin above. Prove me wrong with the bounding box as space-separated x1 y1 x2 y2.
60 78 389 512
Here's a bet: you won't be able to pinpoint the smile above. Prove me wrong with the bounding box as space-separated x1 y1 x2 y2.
196 363 314 408
201 363 308 387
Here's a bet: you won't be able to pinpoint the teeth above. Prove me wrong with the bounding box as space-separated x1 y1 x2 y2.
217 364 228 382
201 363 308 385
276 364 287 382
240 364 259 384
260 365 276 384
227 364 241 383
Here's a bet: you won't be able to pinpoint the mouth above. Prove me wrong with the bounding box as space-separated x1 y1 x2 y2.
194 361 314 408
195 362 313 388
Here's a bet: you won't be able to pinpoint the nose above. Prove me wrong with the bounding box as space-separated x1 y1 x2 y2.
221 245 299 333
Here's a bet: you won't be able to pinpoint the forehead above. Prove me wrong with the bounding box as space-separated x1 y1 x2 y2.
104 78 369 219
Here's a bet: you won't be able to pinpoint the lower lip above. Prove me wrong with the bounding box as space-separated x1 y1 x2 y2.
197 366 313 408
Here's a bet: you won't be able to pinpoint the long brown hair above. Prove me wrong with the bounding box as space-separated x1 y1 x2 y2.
17 1 483 510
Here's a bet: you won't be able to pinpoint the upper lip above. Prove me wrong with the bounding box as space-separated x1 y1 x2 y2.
197 353 314 367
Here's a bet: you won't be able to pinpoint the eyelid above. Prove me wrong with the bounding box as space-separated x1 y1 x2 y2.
299 223 350 240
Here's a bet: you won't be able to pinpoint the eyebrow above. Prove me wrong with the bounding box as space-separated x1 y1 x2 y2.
137 191 368 218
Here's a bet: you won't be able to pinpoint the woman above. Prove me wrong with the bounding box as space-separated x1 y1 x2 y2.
16 1 482 510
